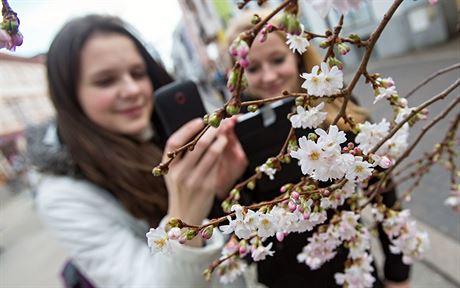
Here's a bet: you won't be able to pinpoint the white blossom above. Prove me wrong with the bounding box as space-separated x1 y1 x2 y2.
337 211 360 241
345 156 374 182
300 65 327 96
259 163 277 180
290 136 325 176
348 229 371 260
301 63 343 96
251 242 275 261
257 212 277 238
321 62 344 95
445 186 460 211
220 205 257 239
290 102 327 129
395 106 416 124
146 227 171 254
335 254 375 288
373 86 398 104
286 24 309 54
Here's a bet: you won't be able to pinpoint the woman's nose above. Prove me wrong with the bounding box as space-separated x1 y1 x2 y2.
261 66 277 83
120 75 141 98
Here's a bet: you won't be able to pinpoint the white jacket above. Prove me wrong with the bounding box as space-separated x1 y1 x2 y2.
36 175 246 288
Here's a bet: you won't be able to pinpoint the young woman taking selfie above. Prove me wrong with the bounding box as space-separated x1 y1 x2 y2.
28 15 247 287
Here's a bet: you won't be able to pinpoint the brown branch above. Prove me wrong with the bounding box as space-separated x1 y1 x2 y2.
240 91 344 107
323 15 344 62
333 0 404 125
369 79 460 155
405 62 460 99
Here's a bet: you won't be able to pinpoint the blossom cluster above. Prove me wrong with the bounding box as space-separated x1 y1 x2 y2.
0 4 23 51
372 206 430 264
297 211 375 287
290 125 374 182
356 118 409 161
214 238 248 284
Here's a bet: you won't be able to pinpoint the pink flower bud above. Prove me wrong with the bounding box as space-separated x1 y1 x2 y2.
168 227 181 240
291 191 300 200
303 213 310 220
276 231 285 242
379 156 393 169
11 32 23 47
381 77 395 88
239 57 250 69
200 226 214 240
237 41 249 58
288 201 297 212
397 98 408 107
229 44 238 57
239 245 247 255
337 43 350 55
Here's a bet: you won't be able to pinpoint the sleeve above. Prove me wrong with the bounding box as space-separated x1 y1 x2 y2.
35 177 244 288
376 179 411 282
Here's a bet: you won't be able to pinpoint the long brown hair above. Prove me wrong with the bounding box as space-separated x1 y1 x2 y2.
225 10 367 130
46 15 173 226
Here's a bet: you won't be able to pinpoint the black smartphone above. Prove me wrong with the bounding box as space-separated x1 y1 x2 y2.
153 80 207 138
153 80 303 192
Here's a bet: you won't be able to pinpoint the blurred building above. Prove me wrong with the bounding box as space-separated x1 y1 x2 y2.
0 53 54 187
300 0 458 66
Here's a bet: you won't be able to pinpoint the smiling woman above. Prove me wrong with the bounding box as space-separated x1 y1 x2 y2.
27 14 248 287
77 33 154 137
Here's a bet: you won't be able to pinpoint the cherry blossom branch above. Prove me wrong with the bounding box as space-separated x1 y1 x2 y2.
405 62 460 99
204 250 240 280
192 178 344 231
395 112 460 203
333 0 404 125
369 79 460 155
152 125 212 175
361 95 460 208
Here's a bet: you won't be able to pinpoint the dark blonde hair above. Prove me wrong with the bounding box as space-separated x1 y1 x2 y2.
225 9 367 130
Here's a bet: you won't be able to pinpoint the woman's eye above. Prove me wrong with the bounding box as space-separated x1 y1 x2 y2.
132 69 148 79
246 65 259 74
272 56 286 65
94 78 115 87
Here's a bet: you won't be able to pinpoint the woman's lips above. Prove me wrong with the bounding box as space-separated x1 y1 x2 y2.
119 106 143 118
